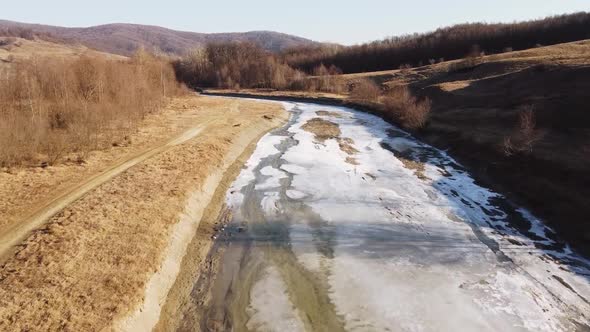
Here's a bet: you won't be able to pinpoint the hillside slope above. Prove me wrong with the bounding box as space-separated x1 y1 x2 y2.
284 12 590 74
0 20 319 55
0 37 125 65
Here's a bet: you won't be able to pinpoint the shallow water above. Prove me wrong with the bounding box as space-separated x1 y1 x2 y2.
181 101 590 332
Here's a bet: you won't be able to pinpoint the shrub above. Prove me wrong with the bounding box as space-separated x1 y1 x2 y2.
0 37 17 48
447 54 484 73
0 51 184 167
0 28 38 40
399 63 412 73
349 78 381 102
382 86 431 129
174 42 301 90
503 105 542 156
310 64 344 93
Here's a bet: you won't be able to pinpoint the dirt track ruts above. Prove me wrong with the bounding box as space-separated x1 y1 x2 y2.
0 122 209 263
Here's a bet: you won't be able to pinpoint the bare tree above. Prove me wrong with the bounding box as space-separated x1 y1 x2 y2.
503 105 543 156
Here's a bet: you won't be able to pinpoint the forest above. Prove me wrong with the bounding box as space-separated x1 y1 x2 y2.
282 12 590 73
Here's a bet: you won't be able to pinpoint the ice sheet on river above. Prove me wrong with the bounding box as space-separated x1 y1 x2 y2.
224 101 590 331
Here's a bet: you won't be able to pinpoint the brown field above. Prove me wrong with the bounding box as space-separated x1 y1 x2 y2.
0 37 125 64
0 95 287 331
0 37 290 331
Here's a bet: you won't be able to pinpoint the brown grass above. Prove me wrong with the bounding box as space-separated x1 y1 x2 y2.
349 78 380 103
0 96 204 238
345 156 359 165
337 137 359 155
316 110 342 118
301 118 341 142
301 117 360 165
398 156 428 180
0 49 184 168
0 96 287 331
382 86 431 129
0 37 125 64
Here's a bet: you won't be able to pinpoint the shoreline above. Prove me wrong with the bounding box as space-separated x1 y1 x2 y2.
201 89 590 258
116 99 289 331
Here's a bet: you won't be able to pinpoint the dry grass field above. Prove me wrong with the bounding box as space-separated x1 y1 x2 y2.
0 95 287 331
0 36 290 331
0 37 125 64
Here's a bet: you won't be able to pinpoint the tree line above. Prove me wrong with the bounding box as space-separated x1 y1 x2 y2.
173 42 304 90
0 51 184 167
281 12 590 74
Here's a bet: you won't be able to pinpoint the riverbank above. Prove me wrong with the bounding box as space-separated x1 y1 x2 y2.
204 47 590 260
0 95 287 331
185 100 590 331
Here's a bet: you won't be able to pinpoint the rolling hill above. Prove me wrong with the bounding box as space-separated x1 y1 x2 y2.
0 19 319 55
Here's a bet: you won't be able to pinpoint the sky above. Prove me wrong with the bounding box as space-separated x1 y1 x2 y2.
3 0 589 45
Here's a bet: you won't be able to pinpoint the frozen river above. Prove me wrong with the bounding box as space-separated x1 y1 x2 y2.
181 100 590 331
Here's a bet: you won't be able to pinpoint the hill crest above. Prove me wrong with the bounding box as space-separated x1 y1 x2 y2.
0 19 319 55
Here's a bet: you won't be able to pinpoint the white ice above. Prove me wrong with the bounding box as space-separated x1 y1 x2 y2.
225 134 286 207
286 190 306 200
255 166 288 190
228 100 590 331
246 265 305 332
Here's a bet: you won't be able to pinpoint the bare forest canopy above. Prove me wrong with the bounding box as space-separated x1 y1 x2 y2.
281 12 590 74
0 26 61 43
0 20 319 56
0 51 185 167
173 12 590 89
173 42 305 90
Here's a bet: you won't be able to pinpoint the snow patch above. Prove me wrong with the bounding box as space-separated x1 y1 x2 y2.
246 265 305 332
286 190 306 200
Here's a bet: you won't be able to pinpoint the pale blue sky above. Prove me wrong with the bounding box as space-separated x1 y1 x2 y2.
3 0 589 44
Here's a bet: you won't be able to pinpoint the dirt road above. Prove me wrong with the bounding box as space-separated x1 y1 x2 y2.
0 96 288 331
0 123 208 262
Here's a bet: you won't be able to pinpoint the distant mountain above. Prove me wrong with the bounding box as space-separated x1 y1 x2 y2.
0 20 319 55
